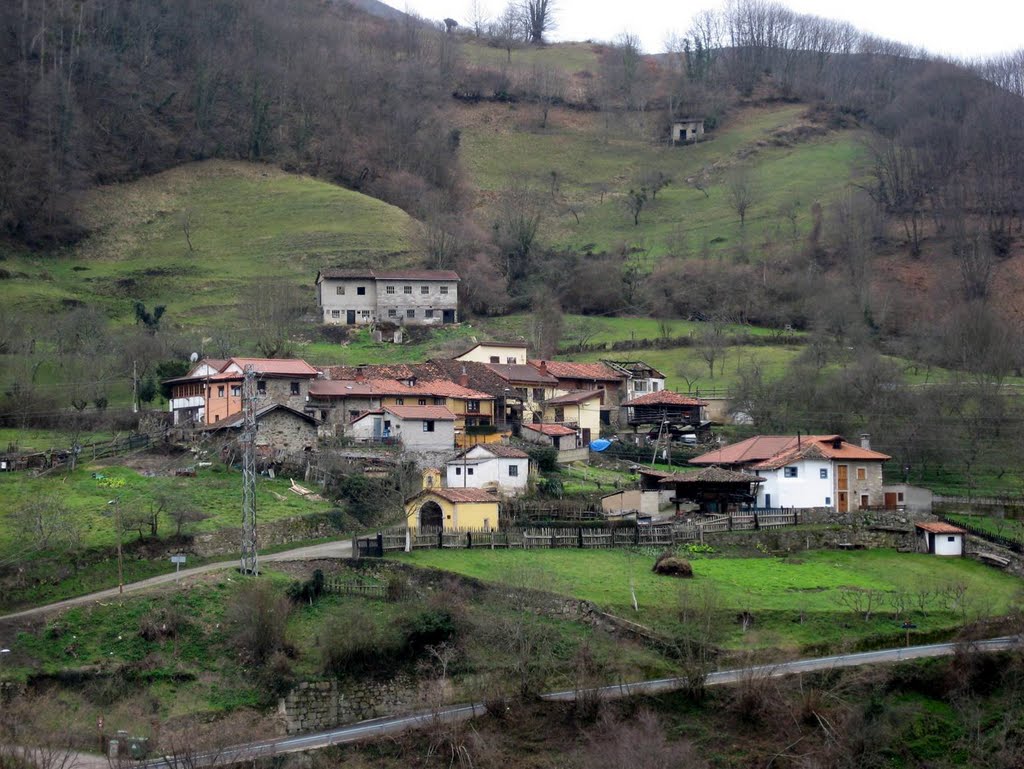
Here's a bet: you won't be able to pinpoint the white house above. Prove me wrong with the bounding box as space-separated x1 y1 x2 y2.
455 341 528 365
691 434 891 511
445 444 530 495
915 522 966 556
349 405 456 451
315 269 459 326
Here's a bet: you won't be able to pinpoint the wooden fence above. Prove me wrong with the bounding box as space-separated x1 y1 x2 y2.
355 510 801 556
322 575 387 600
0 434 151 472
936 513 1024 554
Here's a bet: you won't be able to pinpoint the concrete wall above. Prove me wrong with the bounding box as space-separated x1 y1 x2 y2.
884 484 934 512
394 417 455 451
544 397 601 442
758 459 832 508
318 278 378 324
601 489 660 516
445 453 529 494
319 278 457 326
921 530 964 556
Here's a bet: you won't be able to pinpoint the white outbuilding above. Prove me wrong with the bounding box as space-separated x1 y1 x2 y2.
915 521 966 556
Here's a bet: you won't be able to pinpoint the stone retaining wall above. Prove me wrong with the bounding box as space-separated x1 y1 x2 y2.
190 513 347 557
278 675 431 735
702 525 915 552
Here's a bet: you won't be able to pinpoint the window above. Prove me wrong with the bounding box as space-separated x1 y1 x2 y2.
290 381 300 395
455 467 462 475
467 399 480 413
489 356 500 363
467 467 474 475
395 398 404 405
418 398 427 406
320 410 327 420
404 285 412 294
359 310 370 318
434 398 446 406
898 492 905 502
422 420 435 432
507 357 516 364
388 309 398 318
331 309 340 318
856 467 866 481
819 468 828 479
357 286 366 295
532 388 544 401
425 309 434 319
635 380 648 392
217 385 225 397
652 381 660 391
386 285 395 294
784 467 798 478
440 285 449 295
335 285 345 295
948 536 956 542
554 407 565 422
860 494 869 509
421 285 429 294
508 465 519 477
825 496 831 505
257 380 266 394
229 385 239 397
407 309 415 318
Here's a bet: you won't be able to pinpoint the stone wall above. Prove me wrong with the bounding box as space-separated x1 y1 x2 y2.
189 512 347 557
702 525 914 552
278 675 432 735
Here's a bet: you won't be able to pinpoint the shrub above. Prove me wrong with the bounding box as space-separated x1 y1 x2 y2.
322 613 402 679
287 569 326 605
138 602 190 643
402 609 457 656
526 446 559 473
227 581 292 666
652 552 693 577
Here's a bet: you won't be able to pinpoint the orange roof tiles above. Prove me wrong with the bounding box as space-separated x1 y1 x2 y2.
226 357 320 377
383 405 456 421
522 423 577 437
528 360 624 381
915 522 966 535
421 488 499 503
544 390 604 405
692 435 891 467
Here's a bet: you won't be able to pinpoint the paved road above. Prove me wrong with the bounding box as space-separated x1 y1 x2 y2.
124 636 1017 767
0 539 352 625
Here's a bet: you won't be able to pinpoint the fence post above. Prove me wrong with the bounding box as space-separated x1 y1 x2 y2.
351 532 359 560
466 530 472 549
551 530 557 549
754 512 759 530
438 529 444 549
634 526 640 545
376 532 383 558
728 515 733 532
794 510 800 526
405 528 411 553
578 527 584 548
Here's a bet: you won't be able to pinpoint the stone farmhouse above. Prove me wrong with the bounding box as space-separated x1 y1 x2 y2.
691 434 891 512
315 269 459 326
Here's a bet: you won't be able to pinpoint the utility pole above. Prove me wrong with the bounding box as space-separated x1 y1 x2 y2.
132 360 139 414
240 365 258 574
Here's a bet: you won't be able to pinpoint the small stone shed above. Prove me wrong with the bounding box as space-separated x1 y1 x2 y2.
672 117 705 144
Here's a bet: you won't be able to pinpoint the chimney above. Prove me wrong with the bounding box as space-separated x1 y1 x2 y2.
458 365 469 388
355 366 366 383
538 360 548 376
860 433 871 451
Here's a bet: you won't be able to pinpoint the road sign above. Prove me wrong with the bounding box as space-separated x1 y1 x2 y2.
170 555 186 564
98 716 104 730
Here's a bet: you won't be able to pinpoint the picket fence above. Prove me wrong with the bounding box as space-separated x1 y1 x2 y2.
356 510 800 557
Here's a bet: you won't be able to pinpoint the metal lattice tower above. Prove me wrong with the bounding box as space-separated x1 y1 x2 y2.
240 364 259 574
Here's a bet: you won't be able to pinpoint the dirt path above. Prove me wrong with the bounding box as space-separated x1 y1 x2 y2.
0 539 352 626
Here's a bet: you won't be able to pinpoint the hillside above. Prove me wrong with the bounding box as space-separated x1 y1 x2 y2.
0 161 417 329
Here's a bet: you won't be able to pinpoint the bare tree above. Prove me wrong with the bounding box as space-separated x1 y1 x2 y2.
583 709 708 769
11 494 82 551
492 3 524 62
625 187 648 226
727 167 757 227
239 278 311 358
467 0 489 36
227 580 293 666
522 0 555 44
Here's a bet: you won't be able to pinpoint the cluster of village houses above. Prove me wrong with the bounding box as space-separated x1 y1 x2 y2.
162 269 951 554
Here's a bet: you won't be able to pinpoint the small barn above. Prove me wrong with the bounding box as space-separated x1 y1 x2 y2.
915 521 966 556
660 466 765 515
404 487 501 532
672 117 705 145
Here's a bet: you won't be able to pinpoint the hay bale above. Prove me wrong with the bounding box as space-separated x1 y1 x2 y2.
652 553 693 578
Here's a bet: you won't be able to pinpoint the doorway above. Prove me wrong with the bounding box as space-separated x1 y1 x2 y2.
346 310 356 324
442 309 456 323
838 492 848 513
419 501 444 530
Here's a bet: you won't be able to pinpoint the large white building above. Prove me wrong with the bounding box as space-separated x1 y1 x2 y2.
445 444 530 495
315 269 459 326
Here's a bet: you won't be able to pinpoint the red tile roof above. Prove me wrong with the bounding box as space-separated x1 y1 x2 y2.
692 435 891 467
544 390 604 405
623 390 707 407
522 423 577 437
454 444 529 459
420 488 499 503
383 405 456 421
225 358 320 377
408 380 495 400
318 269 460 281
528 360 624 381
915 522 966 535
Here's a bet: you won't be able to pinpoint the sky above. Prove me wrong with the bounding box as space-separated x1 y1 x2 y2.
385 0 1024 60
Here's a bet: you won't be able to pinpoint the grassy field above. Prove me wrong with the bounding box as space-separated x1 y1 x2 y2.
0 160 416 328
397 548 1022 650
455 100 869 259
0 462 333 557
